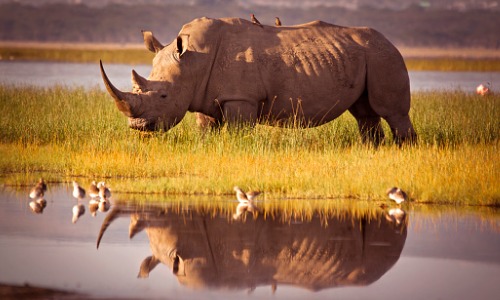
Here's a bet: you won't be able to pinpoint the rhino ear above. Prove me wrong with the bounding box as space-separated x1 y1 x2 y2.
176 34 189 58
142 30 164 53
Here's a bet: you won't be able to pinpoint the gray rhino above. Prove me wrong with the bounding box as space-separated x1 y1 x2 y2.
100 17 417 145
97 203 407 291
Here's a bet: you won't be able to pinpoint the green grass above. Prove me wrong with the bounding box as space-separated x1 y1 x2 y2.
0 85 499 206
1 46 499 71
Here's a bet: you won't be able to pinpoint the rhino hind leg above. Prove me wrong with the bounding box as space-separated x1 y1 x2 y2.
348 93 385 147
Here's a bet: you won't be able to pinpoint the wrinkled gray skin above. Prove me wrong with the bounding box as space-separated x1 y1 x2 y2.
97 204 407 291
101 17 417 145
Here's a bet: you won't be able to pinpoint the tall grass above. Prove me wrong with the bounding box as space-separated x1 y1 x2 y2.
0 85 498 206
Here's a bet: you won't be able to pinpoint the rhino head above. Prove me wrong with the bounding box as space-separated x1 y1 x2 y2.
100 33 191 131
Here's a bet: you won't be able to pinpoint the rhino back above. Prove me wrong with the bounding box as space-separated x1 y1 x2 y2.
179 18 398 124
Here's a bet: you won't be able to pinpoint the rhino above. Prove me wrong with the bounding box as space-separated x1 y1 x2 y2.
96 203 407 291
100 17 417 145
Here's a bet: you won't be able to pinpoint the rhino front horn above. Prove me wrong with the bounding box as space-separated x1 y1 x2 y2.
100 60 136 117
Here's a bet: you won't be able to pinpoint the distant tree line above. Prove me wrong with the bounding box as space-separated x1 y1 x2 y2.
0 2 498 48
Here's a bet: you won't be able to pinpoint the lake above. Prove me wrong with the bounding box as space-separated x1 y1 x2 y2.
0 61 499 92
1 61 499 299
0 184 499 299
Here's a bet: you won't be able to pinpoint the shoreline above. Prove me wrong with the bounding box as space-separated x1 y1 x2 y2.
0 41 499 59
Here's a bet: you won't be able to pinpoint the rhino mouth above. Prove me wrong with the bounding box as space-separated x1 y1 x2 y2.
128 118 157 131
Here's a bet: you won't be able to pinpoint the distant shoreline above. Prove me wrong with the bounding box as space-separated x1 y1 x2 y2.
1 41 499 59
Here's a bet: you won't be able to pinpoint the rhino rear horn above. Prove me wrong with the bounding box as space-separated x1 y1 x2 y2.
142 30 164 53
138 255 161 278
132 70 148 91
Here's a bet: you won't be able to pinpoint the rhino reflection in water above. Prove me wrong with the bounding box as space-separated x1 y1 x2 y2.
97 204 407 291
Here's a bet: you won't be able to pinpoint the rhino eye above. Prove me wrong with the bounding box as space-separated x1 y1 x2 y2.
161 94 167 98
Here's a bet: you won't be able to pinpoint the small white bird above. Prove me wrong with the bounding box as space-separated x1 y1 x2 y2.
72 181 86 200
89 181 99 199
29 178 47 199
72 203 85 223
234 186 261 204
386 187 408 204
97 181 111 200
232 186 260 219
476 83 491 96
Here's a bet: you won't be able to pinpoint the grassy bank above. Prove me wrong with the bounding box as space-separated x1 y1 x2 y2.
1 45 499 71
0 86 498 205
0 46 153 65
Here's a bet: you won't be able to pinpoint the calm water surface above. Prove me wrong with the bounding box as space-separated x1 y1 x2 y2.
0 61 499 92
0 185 499 300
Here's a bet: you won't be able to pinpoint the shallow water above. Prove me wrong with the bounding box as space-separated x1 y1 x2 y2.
0 61 499 92
0 185 499 299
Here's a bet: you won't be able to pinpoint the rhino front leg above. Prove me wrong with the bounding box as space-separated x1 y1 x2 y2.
356 116 385 146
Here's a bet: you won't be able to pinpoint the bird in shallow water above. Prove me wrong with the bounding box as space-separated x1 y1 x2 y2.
89 181 99 199
233 186 260 219
386 187 408 204
97 181 111 200
476 82 491 96
234 186 261 204
250 14 263 27
30 178 47 199
72 181 86 200
72 203 85 223
275 17 282 26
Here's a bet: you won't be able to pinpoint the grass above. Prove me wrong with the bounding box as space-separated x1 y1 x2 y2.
1 45 499 71
0 46 153 65
404 58 500 72
0 85 498 206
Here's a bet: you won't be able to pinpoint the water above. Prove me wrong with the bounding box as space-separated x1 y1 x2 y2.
0 61 499 92
0 185 499 299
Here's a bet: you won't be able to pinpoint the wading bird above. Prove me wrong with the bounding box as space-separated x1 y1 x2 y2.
386 187 408 204
29 178 47 199
476 83 491 96
89 181 99 199
72 181 86 200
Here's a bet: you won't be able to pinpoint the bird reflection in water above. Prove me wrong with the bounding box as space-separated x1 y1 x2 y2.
96 201 408 293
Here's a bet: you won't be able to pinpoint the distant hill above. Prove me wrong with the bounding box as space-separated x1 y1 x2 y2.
0 2 498 48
